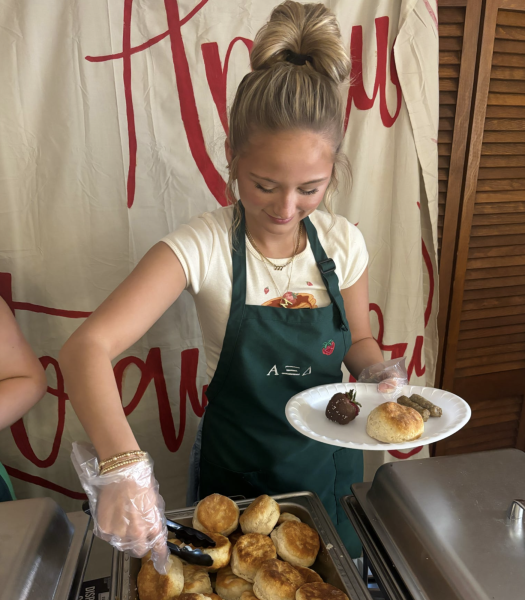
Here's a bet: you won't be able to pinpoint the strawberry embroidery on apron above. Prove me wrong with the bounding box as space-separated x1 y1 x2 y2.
322 339 335 355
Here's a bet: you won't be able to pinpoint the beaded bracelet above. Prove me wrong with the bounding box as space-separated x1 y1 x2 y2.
99 450 146 470
99 456 148 475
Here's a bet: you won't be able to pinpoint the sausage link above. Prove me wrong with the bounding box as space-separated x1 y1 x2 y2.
398 396 430 421
410 394 442 418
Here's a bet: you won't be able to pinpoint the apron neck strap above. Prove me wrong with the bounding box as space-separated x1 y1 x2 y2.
233 203 349 332
303 216 349 332
231 202 248 306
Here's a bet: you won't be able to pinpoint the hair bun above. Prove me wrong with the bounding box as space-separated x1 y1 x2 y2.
250 1 350 84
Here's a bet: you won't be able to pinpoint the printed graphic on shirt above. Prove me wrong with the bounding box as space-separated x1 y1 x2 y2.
262 292 318 309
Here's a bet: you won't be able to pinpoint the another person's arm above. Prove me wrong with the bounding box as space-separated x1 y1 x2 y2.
341 268 384 378
0 298 47 429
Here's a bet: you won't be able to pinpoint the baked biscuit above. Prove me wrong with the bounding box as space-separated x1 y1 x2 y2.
137 555 184 600
179 594 211 600
277 513 301 526
271 522 319 568
231 533 277 583
183 563 213 595
295 583 348 600
229 527 244 546
202 532 233 572
194 494 240 536
241 593 259 600
366 402 424 443
293 567 322 584
240 495 280 535
253 559 304 600
216 566 253 600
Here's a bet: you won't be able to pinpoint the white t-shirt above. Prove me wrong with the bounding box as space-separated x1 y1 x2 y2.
161 206 368 382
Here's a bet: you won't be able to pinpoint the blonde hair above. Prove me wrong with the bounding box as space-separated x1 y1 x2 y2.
226 1 351 219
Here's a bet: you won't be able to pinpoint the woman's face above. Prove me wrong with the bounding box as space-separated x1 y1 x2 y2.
228 129 335 236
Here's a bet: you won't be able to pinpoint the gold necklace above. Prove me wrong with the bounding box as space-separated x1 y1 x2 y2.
246 221 303 271
261 252 295 302
247 222 303 308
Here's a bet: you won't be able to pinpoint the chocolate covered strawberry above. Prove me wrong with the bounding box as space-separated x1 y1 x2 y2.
325 390 361 424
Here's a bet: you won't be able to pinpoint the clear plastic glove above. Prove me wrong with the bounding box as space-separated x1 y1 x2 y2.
357 357 408 401
71 442 169 574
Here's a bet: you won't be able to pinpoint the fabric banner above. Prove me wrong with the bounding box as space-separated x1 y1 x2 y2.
0 0 438 510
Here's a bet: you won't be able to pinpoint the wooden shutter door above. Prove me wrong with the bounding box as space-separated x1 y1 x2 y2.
437 0 483 379
437 0 525 456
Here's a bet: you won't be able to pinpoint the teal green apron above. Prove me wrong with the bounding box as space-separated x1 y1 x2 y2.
0 463 15 502
199 205 363 557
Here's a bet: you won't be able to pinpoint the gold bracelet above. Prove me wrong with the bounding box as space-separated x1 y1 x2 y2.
99 456 148 475
99 450 146 470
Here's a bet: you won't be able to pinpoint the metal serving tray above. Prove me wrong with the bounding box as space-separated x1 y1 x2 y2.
343 449 525 600
110 491 371 600
0 497 91 600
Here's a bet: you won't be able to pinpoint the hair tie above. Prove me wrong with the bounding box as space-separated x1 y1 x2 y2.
284 50 313 66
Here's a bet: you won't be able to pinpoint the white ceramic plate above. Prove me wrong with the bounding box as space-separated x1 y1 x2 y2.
285 383 471 450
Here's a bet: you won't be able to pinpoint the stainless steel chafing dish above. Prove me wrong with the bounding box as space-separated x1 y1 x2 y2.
0 497 92 600
342 448 525 600
110 491 371 600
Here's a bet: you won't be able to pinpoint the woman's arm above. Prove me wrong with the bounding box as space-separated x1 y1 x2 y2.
0 298 48 429
59 242 187 460
341 268 384 378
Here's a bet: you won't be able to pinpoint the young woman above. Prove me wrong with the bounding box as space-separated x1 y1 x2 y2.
0 297 48 500
62 1 384 571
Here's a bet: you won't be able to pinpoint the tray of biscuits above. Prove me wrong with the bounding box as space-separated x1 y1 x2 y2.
109 491 371 600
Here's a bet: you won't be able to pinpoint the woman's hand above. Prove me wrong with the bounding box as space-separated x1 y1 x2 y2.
72 443 169 574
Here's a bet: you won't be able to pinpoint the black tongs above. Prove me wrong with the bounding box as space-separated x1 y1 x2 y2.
166 518 216 567
82 501 216 567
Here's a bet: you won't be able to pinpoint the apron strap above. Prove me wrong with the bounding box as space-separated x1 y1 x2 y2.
303 216 349 332
206 203 247 397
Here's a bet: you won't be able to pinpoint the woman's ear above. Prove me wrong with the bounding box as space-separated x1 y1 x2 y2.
225 138 233 167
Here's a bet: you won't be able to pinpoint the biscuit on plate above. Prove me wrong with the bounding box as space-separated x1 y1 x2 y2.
295 583 348 600
240 593 258 600
271 522 319 568
216 565 253 600
137 555 184 600
183 563 213 595
366 402 424 443
194 494 240 536
240 495 280 535
253 559 304 600
231 533 277 583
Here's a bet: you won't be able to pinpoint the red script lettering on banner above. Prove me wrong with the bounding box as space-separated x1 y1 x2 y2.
86 1 401 208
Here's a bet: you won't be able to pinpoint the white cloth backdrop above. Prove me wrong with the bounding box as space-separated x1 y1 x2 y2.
0 0 439 511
